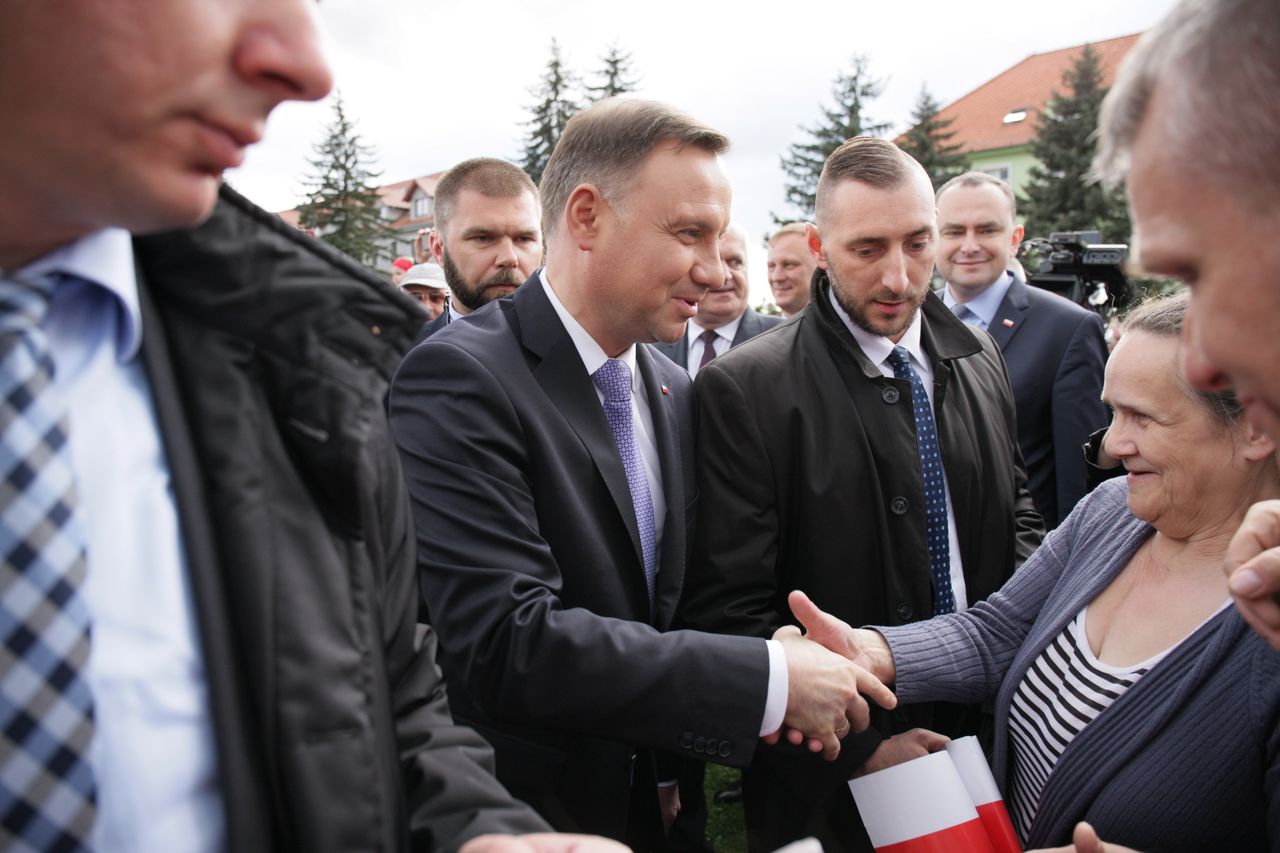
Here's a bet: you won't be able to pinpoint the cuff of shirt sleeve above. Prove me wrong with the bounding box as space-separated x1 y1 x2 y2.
759 638 788 736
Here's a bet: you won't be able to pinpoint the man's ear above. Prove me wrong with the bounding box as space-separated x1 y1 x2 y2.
1010 223 1025 253
805 223 828 269
1241 417 1277 463
564 183 606 251
428 229 445 265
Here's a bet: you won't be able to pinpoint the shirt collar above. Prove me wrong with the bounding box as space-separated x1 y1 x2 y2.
827 287 927 371
16 228 142 361
942 272 1012 329
687 311 744 345
538 268 639 384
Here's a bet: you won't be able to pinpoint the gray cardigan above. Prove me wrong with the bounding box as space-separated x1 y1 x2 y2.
879 479 1280 851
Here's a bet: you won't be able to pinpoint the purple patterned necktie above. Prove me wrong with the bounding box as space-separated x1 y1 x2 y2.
697 329 719 370
886 346 955 615
0 272 96 851
592 359 657 607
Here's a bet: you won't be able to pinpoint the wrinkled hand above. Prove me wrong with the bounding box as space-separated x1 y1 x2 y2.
657 784 680 834
1027 821 1142 853
460 833 630 853
789 590 896 682
1225 500 1280 650
771 625 896 761
852 728 949 778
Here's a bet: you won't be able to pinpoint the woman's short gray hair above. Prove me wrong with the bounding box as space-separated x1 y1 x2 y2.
1122 292 1243 425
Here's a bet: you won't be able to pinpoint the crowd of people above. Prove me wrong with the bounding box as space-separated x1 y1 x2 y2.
1 0 1278 852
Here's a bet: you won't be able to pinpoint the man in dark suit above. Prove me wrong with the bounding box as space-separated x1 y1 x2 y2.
0 2 625 850
680 137 1044 853
654 223 780 376
936 172 1109 528
388 98 894 850
416 158 542 343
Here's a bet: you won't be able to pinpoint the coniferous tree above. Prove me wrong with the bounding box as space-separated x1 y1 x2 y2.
899 85 968 189
775 54 889 223
296 93 394 269
520 39 580 185
585 43 639 102
1020 44 1130 241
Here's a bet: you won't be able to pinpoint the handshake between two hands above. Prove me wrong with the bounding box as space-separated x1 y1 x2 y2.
763 590 899 761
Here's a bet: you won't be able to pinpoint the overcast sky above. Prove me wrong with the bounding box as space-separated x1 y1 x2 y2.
225 0 1175 302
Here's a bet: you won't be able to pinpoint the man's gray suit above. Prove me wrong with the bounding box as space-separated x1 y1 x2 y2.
388 272 774 848
652 308 782 368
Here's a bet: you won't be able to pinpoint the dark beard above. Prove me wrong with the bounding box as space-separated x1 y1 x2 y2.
440 251 523 313
827 266 926 339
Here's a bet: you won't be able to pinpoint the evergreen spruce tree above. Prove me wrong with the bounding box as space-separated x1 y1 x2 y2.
585 43 639 102
774 54 889 223
899 85 968 189
1020 44 1131 241
520 39 580 185
296 93 394 269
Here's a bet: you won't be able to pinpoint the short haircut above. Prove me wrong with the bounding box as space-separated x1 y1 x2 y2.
1093 0 1280 210
935 171 1018 222
768 222 811 246
1122 292 1243 425
814 137 918 227
539 97 730 239
433 158 538 237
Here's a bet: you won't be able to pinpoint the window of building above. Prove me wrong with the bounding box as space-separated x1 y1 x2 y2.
979 164 1012 184
412 194 433 219
1002 108 1029 124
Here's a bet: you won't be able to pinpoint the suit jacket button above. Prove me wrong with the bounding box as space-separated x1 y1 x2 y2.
881 386 900 404
705 738 718 755
890 496 909 515
694 736 706 754
680 731 694 750
718 742 732 759
896 603 914 620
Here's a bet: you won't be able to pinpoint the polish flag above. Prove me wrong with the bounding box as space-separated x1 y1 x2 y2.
947 737 1022 853
849 751 996 852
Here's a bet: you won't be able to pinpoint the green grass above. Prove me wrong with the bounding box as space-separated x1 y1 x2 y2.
703 764 747 853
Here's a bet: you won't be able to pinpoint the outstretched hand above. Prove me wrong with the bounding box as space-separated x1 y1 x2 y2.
771 625 896 760
789 590 896 683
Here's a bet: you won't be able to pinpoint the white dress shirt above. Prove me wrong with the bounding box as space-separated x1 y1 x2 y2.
683 313 743 378
18 229 224 852
540 270 787 735
828 290 969 611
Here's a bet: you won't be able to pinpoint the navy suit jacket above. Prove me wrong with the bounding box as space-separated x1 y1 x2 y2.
388 273 771 845
652 308 782 370
986 278 1109 527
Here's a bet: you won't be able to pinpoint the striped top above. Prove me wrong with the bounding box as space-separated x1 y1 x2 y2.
1007 608 1166 840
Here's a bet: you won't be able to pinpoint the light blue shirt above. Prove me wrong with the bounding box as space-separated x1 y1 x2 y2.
538 268 787 736
941 272 1013 331
17 230 224 852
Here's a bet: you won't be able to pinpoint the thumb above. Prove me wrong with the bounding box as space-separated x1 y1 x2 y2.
1071 822 1103 853
790 590 854 655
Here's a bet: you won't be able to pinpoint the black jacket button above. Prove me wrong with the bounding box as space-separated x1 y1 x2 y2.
896 603 914 620
882 386 900 404
694 736 706 754
680 731 694 750
890 496 909 515
718 742 732 759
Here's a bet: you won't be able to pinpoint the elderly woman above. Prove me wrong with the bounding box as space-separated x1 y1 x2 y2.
809 294 1280 851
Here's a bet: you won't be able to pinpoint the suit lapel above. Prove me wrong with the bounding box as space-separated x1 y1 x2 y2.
987 278 1031 350
511 280 647 577
730 311 756 347
636 345 685 627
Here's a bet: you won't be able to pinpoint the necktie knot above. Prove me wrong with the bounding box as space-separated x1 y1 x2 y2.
0 272 60 335
699 329 718 345
592 358 633 407
886 345 912 377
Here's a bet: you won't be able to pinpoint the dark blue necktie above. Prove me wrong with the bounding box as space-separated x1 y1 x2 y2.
886 346 955 615
0 272 96 850
592 359 657 607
